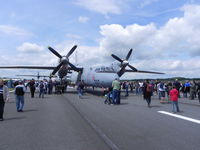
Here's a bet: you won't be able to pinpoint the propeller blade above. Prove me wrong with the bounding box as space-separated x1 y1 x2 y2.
126 49 132 60
66 45 77 58
111 54 123 63
48 47 62 59
137 70 165 74
128 64 137 72
52 62 63 75
68 62 79 71
117 66 127 77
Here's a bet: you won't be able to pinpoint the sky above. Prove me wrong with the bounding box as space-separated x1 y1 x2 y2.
1 0 200 79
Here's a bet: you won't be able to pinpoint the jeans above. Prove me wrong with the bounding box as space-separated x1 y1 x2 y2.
125 88 129 96
146 97 151 107
0 101 5 118
39 89 44 98
78 89 83 97
112 90 119 104
172 101 179 112
16 95 24 111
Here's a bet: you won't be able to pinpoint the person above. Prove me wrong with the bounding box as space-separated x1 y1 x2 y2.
124 81 129 97
112 78 121 104
39 81 45 98
28 79 35 98
173 79 181 98
169 86 180 113
77 80 84 98
48 80 53 94
143 81 153 107
158 81 165 102
0 80 9 121
14 81 26 112
190 82 196 100
197 82 200 103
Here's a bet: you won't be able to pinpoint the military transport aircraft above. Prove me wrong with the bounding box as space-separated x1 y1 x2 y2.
0 47 164 88
70 49 164 88
0 45 82 79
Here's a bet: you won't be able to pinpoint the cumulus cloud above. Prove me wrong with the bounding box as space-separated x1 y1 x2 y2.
0 25 32 37
99 4 200 58
78 16 89 23
75 0 121 15
97 4 200 78
17 42 44 53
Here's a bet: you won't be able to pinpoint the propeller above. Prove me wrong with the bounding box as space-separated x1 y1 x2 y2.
48 45 78 75
111 49 137 77
48 47 62 59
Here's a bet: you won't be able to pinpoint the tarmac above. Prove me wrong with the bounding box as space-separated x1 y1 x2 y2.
0 88 200 150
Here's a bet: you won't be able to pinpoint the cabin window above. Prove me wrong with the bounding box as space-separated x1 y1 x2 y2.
95 68 100 72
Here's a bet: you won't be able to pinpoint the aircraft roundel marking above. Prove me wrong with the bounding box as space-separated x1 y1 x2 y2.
92 74 95 80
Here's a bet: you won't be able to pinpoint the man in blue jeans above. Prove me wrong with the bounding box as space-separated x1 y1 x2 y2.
112 78 121 104
14 81 26 112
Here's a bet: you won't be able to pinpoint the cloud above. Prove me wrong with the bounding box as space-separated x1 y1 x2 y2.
17 42 44 53
99 4 200 58
78 16 89 23
97 4 200 78
0 25 32 37
75 0 121 15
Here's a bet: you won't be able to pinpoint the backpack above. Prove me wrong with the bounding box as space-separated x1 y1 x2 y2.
40 83 44 89
146 84 152 92
15 87 24 96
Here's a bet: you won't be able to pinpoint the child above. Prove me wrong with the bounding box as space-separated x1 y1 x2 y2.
169 86 180 113
104 87 113 105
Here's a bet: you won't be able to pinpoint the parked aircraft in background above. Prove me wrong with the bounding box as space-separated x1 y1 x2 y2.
16 72 57 80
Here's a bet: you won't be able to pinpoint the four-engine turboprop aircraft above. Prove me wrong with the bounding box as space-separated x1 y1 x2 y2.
70 49 164 88
0 45 82 79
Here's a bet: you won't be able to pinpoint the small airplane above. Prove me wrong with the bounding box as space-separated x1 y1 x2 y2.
16 72 57 80
0 45 82 79
70 49 164 88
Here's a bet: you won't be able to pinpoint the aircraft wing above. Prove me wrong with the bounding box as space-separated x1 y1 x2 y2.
0 66 55 70
16 75 57 77
125 69 165 74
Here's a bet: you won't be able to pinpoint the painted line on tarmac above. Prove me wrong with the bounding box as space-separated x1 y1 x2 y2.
158 111 200 124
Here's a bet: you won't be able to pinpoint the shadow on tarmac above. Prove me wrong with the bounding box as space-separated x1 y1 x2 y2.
4 116 26 121
23 109 38 112
150 105 163 108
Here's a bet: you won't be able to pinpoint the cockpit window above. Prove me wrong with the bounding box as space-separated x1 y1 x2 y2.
95 68 101 72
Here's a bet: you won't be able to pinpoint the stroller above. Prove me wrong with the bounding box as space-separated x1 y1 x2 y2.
104 88 113 105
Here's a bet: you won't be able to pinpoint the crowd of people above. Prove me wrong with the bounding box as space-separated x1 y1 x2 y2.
103 79 200 113
0 79 68 121
1 77 200 121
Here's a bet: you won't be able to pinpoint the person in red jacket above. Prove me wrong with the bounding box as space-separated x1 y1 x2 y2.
169 86 180 113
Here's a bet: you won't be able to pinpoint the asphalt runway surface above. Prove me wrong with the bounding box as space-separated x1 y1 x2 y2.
1 89 200 150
